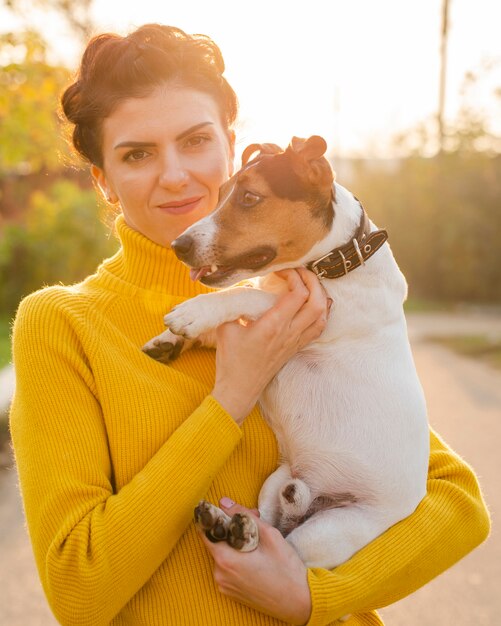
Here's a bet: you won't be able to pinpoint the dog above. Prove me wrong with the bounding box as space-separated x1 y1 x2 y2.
143 135 429 569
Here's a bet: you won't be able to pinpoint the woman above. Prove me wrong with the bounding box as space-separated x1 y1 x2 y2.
10 23 490 626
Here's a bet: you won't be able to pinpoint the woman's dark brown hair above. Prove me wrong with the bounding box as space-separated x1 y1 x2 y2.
61 24 238 167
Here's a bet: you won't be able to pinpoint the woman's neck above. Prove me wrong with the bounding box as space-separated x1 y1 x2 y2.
99 214 215 297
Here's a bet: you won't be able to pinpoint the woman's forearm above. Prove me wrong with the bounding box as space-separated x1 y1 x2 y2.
12 392 241 626
11 293 243 626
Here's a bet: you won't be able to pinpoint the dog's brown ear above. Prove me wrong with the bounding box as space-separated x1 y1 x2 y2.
288 135 328 160
241 143 283 167
286 135 333 187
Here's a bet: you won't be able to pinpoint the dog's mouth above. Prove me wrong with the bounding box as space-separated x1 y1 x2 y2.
189 246 277 285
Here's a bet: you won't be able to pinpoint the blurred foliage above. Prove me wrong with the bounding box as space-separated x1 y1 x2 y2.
344 150 501 303
0 30 73 173
0 180 119 316
391 62 501 156
0 314 12 367
2 0 95 44
339 60 501 305
0 28 116 320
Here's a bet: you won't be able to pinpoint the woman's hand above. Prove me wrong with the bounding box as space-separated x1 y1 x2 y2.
211 267 330 424
200 498 312 625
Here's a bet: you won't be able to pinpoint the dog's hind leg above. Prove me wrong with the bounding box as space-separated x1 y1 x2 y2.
194 500 259 552
278 478 312 520
285 505 392 569
258 463 294 527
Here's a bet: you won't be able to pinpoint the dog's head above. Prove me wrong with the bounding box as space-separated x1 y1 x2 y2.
171 135 335 287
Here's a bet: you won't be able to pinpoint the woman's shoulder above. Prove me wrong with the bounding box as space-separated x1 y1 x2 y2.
14 279 102 332
11 280 114 364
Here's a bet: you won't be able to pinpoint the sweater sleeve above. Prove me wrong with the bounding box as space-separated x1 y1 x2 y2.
9 291 243 626
305 429 491 625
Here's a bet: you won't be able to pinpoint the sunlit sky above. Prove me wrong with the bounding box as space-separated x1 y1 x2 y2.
2 0 501 158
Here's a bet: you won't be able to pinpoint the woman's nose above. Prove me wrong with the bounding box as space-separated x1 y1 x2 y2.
158 153 189 189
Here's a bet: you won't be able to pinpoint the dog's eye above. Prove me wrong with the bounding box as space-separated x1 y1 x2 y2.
240 191 261 207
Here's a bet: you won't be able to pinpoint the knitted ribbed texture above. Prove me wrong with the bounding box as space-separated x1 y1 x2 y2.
10 215 490 626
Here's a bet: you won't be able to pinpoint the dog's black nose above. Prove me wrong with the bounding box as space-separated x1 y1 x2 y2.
171 234 193 259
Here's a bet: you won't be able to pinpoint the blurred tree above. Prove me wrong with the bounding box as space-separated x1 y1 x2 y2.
2 0 95 44
392 60 501 156
0 30 72 174
0 29 88 223
437 0 450 152
344 150 501 303
0 180 119 316
347 60 501 304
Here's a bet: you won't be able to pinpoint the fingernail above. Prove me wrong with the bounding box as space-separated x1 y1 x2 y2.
220 497 235 508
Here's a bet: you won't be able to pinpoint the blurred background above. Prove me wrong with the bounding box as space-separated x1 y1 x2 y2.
0 1 500 624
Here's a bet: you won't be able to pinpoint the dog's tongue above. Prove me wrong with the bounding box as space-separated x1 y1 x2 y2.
190 266 211 281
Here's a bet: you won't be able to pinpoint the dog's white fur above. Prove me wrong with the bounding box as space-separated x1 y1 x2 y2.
145 182 429 569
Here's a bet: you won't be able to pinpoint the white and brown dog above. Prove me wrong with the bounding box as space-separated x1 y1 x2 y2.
143 136 429 569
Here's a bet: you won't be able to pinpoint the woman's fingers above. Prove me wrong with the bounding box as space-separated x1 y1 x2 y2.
264 269 309 320
197 498 312 624
259 269 322 325
246 268 329 352
290 268 328 331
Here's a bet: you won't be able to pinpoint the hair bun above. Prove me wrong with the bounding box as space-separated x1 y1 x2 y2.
61 80 82 124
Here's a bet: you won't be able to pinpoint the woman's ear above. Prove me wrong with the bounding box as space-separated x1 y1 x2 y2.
91 164 118 204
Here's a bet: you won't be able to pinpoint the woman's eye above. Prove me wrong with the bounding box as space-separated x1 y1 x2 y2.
185 134 210 148
241 191 261 207
124 150 149 162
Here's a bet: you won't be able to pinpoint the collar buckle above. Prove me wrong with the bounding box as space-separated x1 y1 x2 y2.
310 250 334 279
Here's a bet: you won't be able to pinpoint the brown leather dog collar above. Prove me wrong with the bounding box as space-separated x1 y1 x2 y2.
307 202 388 280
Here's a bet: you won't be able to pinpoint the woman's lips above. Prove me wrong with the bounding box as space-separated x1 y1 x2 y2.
158 197 202 215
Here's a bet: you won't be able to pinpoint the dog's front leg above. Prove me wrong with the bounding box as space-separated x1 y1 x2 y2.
165 287 277 339
143 287 276 363
142 329 217 363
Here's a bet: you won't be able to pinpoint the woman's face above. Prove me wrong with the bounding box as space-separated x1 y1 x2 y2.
92 84 235 246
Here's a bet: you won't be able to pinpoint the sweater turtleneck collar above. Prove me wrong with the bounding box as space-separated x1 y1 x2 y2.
97 214 214 298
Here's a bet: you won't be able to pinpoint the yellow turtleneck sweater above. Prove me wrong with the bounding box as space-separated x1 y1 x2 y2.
10 215 490 626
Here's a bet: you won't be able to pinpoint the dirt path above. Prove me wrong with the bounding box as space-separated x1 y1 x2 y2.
379 325 501 625
0 311 499 625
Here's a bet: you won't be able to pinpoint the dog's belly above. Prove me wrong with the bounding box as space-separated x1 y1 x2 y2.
258 344 429 506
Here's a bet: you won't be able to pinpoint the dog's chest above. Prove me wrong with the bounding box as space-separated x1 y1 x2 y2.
258 351 340 447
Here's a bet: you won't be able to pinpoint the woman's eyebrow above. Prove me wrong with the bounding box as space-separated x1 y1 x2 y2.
175 121 214 141
114 141 156 150
113 122 214 150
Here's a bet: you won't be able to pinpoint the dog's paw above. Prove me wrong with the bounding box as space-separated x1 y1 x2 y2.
194 500 231 543
227 512 259 552
142 330 184 363
164 303 206 340
194 500 259 552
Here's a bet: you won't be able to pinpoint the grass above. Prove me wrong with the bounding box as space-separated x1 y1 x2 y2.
0 408 10 454
0 316 13 462
0 315 13 369
430 334 501 370
403 297 456 313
